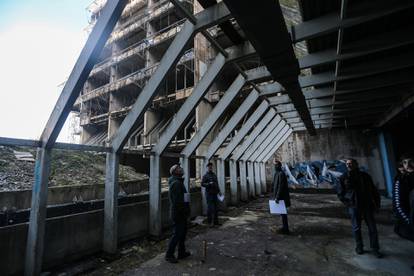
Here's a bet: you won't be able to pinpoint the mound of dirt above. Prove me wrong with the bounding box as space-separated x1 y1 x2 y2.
0 146 147 191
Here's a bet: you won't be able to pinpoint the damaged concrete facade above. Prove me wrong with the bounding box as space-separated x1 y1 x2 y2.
74 0 222 156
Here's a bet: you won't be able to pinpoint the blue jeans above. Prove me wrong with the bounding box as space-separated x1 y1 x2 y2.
348 207 379 250
207 200 219 225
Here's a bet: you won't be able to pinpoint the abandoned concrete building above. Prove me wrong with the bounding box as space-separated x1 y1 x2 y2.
0 0 414 275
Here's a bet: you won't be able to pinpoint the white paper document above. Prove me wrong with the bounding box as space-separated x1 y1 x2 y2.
217 194 225 202
269 200 287 214
184 193 191 203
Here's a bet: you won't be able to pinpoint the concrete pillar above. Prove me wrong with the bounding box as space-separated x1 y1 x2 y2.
25 147 52 276
143 109 161 145
180 156 190 192
217 158 226 208
103 152 120 254
378 132 395 197
260 162 267 193
200 158 208 215
239 160 248 201
149 154 162 236
229 159 238 205
108 43 122 140
247 161 255 198
254 162 261 195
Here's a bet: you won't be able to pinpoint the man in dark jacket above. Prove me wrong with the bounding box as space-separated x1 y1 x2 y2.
272 160 291 234
338 159 382 257
165 164 191 263
201 162 221 226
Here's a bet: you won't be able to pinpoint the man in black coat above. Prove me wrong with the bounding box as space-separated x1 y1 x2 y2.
338 159 382 257
272 160 291 234
201 162 221 226
165 164 191 263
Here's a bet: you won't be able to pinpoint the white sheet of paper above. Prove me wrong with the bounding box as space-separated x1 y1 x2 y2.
269 200 287 214
184 193 191 203
217 194 225 202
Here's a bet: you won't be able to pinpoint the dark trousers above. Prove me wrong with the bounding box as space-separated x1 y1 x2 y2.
281 214 289 231
348 207 379 250
166 220 187 257
207 200 219 224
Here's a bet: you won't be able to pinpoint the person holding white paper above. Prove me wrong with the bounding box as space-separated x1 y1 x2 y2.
202 162 222 227
272 160 291 234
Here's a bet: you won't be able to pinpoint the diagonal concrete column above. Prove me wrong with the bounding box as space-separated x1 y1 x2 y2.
219 101 269 203
203 91 259 200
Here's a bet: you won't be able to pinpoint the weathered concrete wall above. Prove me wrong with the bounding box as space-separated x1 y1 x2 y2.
0 180 148 210
0 190 202 276
271 129 386 189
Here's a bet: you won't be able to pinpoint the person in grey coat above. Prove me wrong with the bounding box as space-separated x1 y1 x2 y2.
272 160 291 234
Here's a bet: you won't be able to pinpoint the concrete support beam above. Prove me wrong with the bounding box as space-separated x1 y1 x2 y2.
216 158 226 208
261 128 293 163
40 0 128 148
181 74 246 158
376 94 414 127
247 161 255 197
248 121 286 162
239 160 248 201
298 27 414 69
103 152 120 254
240 115 282 161
260 162 267 192
254 162 261 195
256 124 290 162
111 20 195 151
180 156 190 192
204 90 260 161
24 148 52 276
149 154 161 236
219 101 269 160
229 159 238 205
231 109 277 161
153 53 227 155
291 1 414 43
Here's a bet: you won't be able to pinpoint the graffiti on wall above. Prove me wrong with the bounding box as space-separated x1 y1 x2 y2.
283 160 368 189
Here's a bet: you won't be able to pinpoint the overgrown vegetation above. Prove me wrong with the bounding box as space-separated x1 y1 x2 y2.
0 146 147 191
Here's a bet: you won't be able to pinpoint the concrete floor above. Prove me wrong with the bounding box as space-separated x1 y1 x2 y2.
118 193 413 276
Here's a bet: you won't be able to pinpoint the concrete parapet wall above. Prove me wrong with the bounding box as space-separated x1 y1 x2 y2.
0 180 148 210
0 190 202 275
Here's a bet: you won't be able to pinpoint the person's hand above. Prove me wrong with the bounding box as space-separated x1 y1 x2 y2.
275 199 279 204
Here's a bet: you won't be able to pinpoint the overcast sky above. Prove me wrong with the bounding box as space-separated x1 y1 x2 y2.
0 0 91 142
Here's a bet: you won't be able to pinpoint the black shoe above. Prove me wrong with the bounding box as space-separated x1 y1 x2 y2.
372 250 383 258
165 255 178 263
355 247 364 255
276 228 290 235
177 251 191 259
